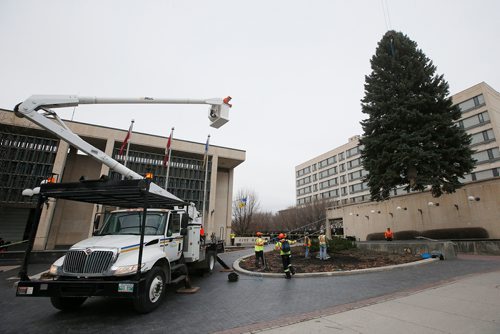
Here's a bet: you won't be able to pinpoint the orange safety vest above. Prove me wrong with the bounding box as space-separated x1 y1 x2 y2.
384 230 393 239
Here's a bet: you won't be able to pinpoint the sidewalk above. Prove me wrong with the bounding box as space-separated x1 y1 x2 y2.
254 269 500 334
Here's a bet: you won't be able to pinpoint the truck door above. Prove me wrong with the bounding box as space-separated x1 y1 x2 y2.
163 211 183 261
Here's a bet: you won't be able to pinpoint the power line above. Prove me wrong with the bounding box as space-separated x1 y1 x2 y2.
381 0 392 31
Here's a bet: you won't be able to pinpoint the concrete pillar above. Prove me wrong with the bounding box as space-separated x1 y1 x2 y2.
33 140 69 250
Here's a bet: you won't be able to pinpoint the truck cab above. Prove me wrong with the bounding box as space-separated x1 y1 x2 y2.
50 209 188 279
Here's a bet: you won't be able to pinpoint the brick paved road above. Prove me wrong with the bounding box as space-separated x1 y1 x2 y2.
1 249 499 334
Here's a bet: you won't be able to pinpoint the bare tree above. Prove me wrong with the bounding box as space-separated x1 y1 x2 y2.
232 189 259 236
274 200 331 234
249 211 274 233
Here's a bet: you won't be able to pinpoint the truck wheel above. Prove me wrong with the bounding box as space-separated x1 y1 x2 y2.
204 251 216 274
50 296 87 311
133 266 166 314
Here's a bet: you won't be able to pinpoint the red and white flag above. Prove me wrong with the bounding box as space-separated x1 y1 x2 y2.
163 127 174 167
119 120 134 155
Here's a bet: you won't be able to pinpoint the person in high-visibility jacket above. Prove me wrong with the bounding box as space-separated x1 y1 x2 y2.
303 232 311 259
254 232 265 268
274 233 296 279
318 231 328 260
230 232 236 246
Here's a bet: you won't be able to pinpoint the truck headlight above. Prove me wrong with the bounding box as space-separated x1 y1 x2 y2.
49 264 60 276
113 264 144 276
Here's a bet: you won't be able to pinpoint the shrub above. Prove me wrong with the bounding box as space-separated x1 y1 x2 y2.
310 236 356 252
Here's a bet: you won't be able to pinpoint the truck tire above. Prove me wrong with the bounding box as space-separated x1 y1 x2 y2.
133 266 166 314
50 296 87 311
203 251 216 274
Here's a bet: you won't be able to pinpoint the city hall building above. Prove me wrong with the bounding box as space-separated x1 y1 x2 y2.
0 109 245 250
295 82 500 240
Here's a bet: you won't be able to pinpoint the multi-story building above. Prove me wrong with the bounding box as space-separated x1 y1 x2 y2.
295 82 500 207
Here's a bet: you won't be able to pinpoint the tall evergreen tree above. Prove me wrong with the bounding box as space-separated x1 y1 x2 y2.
360 31 475 201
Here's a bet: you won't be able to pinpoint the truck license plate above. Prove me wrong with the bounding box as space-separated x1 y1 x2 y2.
118 283 134 293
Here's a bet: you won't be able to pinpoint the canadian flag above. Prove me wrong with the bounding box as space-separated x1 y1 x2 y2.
163 128 174 167
118 121 133 155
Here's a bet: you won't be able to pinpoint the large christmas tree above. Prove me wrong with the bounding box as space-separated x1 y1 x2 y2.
360 31 475 201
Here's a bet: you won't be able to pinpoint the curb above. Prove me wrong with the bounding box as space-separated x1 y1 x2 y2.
232 252 439 278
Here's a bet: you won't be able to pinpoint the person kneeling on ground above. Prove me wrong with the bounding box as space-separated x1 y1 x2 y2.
275 233 296 279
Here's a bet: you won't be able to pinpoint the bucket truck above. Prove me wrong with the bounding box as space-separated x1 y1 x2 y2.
14 95 232 313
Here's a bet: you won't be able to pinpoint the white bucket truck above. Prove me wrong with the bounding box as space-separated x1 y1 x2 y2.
14 95 232 313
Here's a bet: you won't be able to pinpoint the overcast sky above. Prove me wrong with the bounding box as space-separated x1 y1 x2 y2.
1 1 500 212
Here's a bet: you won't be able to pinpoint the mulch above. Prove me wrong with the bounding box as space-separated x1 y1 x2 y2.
238 246 422 273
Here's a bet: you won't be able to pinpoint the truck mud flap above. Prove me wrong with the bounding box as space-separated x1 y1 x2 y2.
16 279 145 298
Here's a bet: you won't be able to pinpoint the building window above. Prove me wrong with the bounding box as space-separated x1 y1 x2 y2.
318 155 337 169
339 152 345 161
470 129 495 146
296 175 311 187
349 181 368 194
339 163 345 172
318 166 337 180
296 166 312 178
319 177 338 190
348 169 368 181
459 111 490 130
458 94 485 113
321 189 339 199
347 157 362 170
473 169 497 181
472 147 500 164
346 146 362 158
297 186 312 196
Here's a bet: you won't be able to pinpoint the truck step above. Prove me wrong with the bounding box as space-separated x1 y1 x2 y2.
171 275 186 285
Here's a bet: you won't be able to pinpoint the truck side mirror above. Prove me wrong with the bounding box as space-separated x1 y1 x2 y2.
181 215 189 229
93 214 101 234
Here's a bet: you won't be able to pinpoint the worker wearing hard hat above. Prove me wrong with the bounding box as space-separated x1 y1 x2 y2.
303 232 312 259
254 232 265 268
274 233 296 279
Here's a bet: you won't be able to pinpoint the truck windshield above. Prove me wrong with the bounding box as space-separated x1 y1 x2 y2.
98 212 167 236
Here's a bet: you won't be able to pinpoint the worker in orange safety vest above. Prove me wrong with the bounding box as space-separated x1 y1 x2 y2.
384 227 393 241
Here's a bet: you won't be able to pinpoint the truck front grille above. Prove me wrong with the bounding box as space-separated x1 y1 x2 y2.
63 250 114 275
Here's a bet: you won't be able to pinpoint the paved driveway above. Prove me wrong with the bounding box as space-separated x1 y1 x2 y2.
1 249 499 334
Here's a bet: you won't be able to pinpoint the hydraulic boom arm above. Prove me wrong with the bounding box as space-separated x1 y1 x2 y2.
14 94 232 201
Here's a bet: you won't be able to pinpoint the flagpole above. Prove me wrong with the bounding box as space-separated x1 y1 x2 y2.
122 119 134 179
164 127 174 190
202 134 211 223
